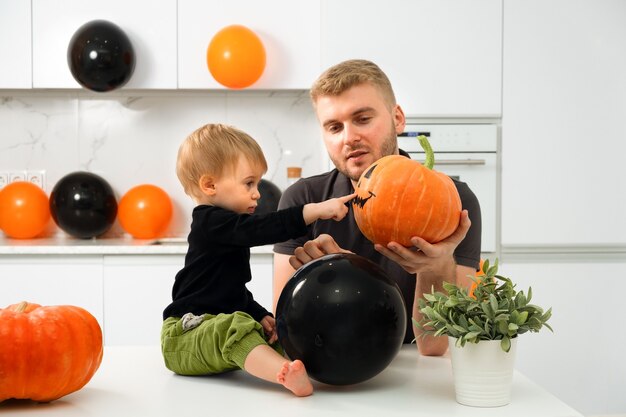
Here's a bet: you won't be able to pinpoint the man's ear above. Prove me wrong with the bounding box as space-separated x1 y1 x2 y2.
393 104 406 134
198 175 217 196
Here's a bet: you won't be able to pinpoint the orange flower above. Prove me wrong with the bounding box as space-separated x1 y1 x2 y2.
468 259 485 298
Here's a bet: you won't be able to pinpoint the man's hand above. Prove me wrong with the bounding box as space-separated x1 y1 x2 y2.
373 210 471 275
289 234 353 269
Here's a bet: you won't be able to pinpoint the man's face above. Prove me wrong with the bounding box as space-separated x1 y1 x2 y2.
314 83 406 183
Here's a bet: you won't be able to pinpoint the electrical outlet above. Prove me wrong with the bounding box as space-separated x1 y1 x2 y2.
0 172 8 190
9 171 27 183
27 170 46 191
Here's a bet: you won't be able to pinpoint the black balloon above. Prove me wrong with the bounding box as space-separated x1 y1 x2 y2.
276 253 407 385
256 179 282 215
49 171 118 239
67 20 135 92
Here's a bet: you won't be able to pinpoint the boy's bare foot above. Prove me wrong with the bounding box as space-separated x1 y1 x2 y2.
277 360 313 397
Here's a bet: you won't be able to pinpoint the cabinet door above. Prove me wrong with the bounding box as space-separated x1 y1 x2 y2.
103 255 183 346
0 0 31 88
178 0 321 89
498 260 626 416
501 0 626 247
32 0 177 89
0 255 104 328
321 0 502 117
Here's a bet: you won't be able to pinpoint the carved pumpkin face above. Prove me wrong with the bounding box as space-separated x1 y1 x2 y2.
352 155 461 247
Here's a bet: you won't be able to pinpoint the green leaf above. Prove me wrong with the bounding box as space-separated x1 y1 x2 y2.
444 298 458 307
421 306 434 317
482 259 490 274
500 336 511 352
515 292 527 308
489 294 498 314
452 324 467 333
497 320 508 335
542 307 553 322
464 331 481 341
513 310 528 325
435 327 448 337
423 293 437 302
481 302 494 318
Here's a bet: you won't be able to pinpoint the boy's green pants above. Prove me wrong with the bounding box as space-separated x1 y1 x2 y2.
161 311 280 375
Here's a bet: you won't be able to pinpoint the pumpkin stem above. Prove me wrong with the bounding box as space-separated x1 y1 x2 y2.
15 301 29 313
418 135 435 170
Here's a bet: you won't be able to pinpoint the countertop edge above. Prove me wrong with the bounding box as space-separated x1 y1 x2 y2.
0 237 275 256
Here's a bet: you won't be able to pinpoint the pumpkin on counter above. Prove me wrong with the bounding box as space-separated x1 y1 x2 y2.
352 135 462 247
0 302 103 403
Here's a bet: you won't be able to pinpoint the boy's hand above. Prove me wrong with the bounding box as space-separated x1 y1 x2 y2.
303 193 356 224
260 315 278 344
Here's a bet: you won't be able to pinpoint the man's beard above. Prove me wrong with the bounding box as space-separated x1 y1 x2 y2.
332 124 398 182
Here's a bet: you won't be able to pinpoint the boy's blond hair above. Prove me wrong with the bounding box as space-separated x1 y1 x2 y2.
176 124 268 200
310 59 397 110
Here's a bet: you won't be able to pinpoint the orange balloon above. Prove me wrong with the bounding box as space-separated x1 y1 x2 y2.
118 184 173 239
0 181 50 239
207 24 266 89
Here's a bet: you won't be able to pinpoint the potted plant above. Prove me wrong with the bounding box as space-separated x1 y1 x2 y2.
414 259 553 407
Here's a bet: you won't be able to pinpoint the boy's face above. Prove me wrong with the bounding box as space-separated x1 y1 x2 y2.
314 83 405 184
206 156 264 214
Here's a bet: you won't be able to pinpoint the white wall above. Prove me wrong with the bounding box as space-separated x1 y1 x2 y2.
0 91 324 237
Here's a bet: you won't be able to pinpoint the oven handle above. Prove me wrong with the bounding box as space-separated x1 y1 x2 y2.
413 159 486 166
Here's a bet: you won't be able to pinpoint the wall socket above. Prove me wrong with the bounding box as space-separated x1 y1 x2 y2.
0 170 46 191
0 172 8 190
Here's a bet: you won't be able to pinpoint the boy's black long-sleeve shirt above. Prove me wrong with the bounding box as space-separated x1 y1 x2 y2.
163 204 306 322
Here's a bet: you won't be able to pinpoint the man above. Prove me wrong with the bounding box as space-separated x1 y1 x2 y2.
273 59 481 356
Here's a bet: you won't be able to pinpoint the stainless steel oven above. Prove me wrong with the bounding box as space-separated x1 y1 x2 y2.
398 124 497 253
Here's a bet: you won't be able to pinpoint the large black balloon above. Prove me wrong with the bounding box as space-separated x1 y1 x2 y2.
276 253 407 385
67 20 135 92
256 179 282 214
49 171 118 239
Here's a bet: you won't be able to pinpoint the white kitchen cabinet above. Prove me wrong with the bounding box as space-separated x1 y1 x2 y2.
498 259 626 415
31 0 177 89
501 0 626 247
320 0 502 117
0 0 31 88
102 252 274 345
0 255 104 328
178 0 321 89
103 255 182 346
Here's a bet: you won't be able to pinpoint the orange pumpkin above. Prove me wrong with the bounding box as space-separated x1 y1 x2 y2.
0 302 103 403
352 135 461 247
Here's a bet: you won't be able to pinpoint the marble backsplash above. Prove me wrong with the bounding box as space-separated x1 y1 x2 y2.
0 91 326 238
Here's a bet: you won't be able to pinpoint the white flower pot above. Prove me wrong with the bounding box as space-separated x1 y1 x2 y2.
448 336 518 407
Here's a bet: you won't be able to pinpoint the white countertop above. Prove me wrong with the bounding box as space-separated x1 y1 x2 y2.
0 236 274 255
0 345 582 417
